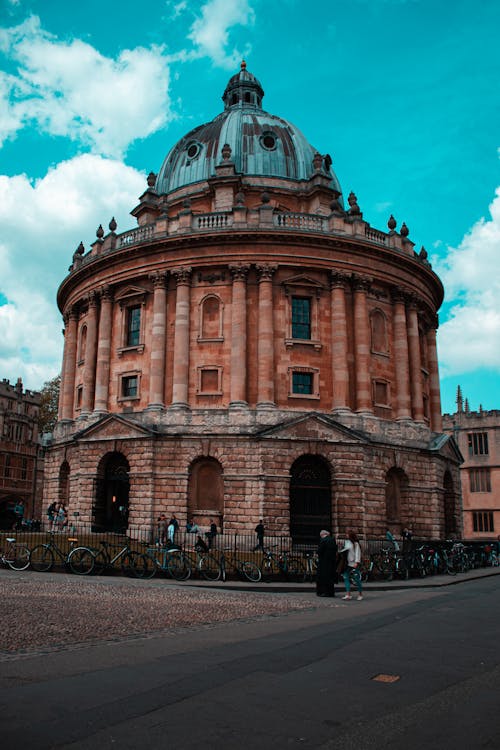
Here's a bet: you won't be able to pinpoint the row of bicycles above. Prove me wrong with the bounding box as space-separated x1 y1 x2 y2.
2 533 499 583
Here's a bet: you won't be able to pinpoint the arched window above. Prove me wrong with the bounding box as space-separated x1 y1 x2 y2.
370 310 388 354
199 295 223 340
94 452 130 533
290 455 332 546
385 467 409 524
78 324 87 363
58 461 70 506
188 458 224 523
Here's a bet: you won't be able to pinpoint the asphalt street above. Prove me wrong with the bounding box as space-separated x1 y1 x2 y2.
1 573 500 750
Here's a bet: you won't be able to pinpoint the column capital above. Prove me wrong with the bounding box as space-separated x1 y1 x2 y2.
86 290 99 308
352 273 372 292
99 284 113 301
63 305 79 325
149 270 168 289
229 264 250 282
172 266 192 285
256 263 277 282
330 271 351 289
391 285 410 304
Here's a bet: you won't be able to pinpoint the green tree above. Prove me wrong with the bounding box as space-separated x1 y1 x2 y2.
37 374 61 434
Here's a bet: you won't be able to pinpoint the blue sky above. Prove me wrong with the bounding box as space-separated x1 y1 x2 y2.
0 0 499 415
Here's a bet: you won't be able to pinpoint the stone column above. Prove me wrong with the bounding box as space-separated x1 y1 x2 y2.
229 265 249 406
80 291 98 416
427 319 443 432
406 297 424 421
392 288 412 420
60 306 78 421
330 272 351 412
353 275 372 413
256 264 277 407
93 285 113 415
171 267 192 408
148 271 168 409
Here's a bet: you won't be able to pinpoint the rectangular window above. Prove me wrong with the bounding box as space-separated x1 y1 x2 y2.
469 468 491 493
373 381 389 406
468 432 489 456
122 375 138 398
292 371 313 395
291 297 311 339
472 511 494 533
126 306 141 347
76 385 83 409
4 455 10 478
21 457 27 480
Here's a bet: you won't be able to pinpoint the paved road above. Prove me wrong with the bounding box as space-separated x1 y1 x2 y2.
1 573 500 749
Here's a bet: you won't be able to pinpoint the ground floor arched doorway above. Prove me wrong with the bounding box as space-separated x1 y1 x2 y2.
93 453 130 532
290 455 332 547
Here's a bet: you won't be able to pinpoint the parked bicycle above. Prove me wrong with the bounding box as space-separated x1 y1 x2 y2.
0 535 30 571
302 551 318 582
219 548 261 582
259 547 305 581
67 539 150 577
144 544 192 580
183 548 221 581
29 531 79 572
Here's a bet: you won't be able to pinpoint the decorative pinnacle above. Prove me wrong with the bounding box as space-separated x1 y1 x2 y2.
400 222 409 238
109 217 117 233
387 215 397 231
147 171 156 188
75 241 85 256
96 224 104 240
241 60 246 70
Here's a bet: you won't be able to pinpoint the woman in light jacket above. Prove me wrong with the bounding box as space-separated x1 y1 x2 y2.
340 530 363 601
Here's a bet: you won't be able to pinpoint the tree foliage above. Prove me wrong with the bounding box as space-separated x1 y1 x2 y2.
37 374 61 434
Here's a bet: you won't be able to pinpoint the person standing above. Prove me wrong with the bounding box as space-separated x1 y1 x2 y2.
340 530 363 601
254 520 265 551
316 530 338 597
205 519 217 549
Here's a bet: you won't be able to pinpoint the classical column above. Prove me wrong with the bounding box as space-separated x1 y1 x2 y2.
392 288 412 420
256 264 277 407
60 306 78 421
229 264 249 406
406 297 425 421
93 285 113 414
427 318 443 432
352 275 372 413
148 271 168 409
171 267 192 408
80 291 98 416
330 272 351 412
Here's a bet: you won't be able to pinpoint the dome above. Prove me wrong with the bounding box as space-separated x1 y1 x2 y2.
155 62 342 197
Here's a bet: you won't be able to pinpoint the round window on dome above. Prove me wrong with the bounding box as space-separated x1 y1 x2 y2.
260 132 278 151
186 142 201 160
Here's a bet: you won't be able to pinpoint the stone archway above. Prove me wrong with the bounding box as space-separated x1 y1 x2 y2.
385 467 409 527
93 452 130 533
290 455 332 547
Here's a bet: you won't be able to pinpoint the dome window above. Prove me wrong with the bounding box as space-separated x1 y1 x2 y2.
260 131 278 151
186 141 202 160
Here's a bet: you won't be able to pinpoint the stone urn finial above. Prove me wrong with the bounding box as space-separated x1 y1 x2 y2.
400 222 409 238
221 143 232 161
387 214 397 232
109 217 117 233
348 191 361 216
96 224 104 240
313 152 323 171
147 171 156 188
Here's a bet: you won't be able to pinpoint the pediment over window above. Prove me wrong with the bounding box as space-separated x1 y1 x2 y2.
256 413 369 443
74 414 155 443
283 274 326 297
115 285 149 307
429 434 464 464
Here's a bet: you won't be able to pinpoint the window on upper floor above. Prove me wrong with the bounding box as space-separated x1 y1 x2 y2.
469 468 491 493
21 457 27 480
199 295 223 342
288 367 320 399
472 511 494 533
121 374 139 399
468 432 489 456
126 306 141 347
370 310 389 354
291 297 311 340
4 454 11 478
78 324 87 364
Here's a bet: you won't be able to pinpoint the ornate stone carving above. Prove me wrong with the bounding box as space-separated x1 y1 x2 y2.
256 264 277 282
172 267 192 285
229 264 250 282
330 271 351 289
149 271 168 289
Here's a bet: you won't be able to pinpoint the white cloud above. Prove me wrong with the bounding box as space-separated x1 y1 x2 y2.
0 16 173 157
0 155 146 390
188 0 255 69
435 187 500 375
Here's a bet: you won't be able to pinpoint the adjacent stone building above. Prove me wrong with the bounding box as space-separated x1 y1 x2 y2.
44 63 462 543
0 377 43 528
443 388 499 539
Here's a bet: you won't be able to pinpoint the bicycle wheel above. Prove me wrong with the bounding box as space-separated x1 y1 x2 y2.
7 544 30 571
395 557 409 580
120 552 139 577
260 557 277 581
240 561 262 583
133 552 157 579
68 547 95 575
30 544 54 573
285 555 306 581
167 552 191 581
199 554 221 581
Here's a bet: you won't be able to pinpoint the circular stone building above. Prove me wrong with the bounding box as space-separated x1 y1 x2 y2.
45 63 462 543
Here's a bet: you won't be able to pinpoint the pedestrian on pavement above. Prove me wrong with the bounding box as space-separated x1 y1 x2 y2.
205 519 217 549
169 513 179 541
385 528 400 552
340 530 363 601
316 530 337 597
254 520 265 550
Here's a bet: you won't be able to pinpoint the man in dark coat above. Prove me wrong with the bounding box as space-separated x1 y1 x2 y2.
316 530 337 597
